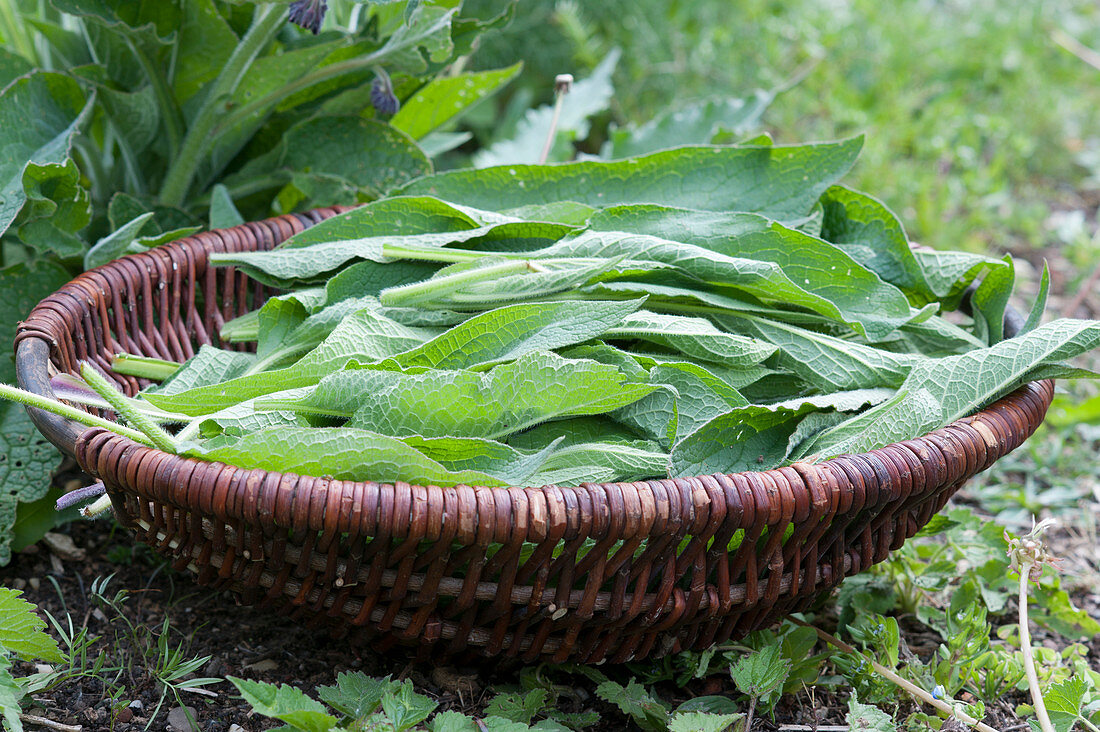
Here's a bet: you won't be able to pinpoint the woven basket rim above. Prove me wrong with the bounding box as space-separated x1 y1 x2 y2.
14 208 1054 546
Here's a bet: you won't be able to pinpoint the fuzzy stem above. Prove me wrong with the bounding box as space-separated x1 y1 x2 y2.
1018 560 1055 732
0 382 154 447
380 243 487 264
791 619 1000 732
80 494 114 519
80 363 178 454
158 4 286 206
380 259 533 307
538 82 568 164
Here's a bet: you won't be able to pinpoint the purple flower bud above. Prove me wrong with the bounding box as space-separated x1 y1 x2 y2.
288 0 327 34
371 72 400 116
56 482 106 512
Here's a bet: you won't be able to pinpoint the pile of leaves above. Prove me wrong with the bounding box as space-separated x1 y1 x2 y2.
28 136 1100 489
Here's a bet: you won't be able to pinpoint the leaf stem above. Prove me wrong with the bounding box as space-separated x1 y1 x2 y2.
111 353 181 381
0 382 154 447
380 259 534 307
126 36 185 160
539 74 573 164
790 618 1000 732
380 243 487 264
158 4 286 207
80 363 179 454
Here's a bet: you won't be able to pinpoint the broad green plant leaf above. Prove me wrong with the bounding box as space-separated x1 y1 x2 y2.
267 351 657 440
228 677 337 732
0 588 64 663
844 696 896 731
83 212 155 270
391 63 522 140
605 91 772 159
0 72 92 239
595 680 669 732
190 427 520 486
799 319 1100 458
403 137 864 220
668 712 742 732
380 681 438 732
316 672 399 720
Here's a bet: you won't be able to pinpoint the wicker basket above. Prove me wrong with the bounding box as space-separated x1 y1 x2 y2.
14 208 1054 663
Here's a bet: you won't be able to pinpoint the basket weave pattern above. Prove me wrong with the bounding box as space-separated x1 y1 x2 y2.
14 209 1054 663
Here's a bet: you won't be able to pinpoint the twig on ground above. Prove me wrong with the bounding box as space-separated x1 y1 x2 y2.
18 713 82 732
789 618 1001 732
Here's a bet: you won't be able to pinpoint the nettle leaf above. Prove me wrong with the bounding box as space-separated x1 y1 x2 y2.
404 137 864 220
801 319 1100 459
0 657 23 732
229 677 337 732
378 680 438 731
844 696 895 732
668 712 742 732
729 644 791 699
605 91 773 159
0 588 64 663
392 63 523 140
1042 676 1089 732
474 49 619 168
316 672 400 720
429 711 478 732
595 680 669 732
484 689 549 725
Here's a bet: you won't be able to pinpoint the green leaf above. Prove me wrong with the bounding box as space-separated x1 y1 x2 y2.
0 657 24 732
275 351 656 439
1042 676 1089 732
970 255 1015 345
540 229 912 339
83 212 156 270
11 488 80 554
668 712 742 732
595 680 669 732
614 362 748 448
210 221 575 286
800 318 1100 459
0 260 71 565
191 426 529 486
0 47 33 89
229 676 337 732
429 711 479 732
208 184 244 230
726 316 918 391
1021 262 1049 335
0 588 64 663
392 299 645 370
474 49 619 167
148 346 253 396
392 63 523 140
0 72 91 239
144 307 437 415
606 311 776 366
606 91 772 159
729 645 791 699
913 248 1010 306
484 689 549 725
13 157 92 258
844 695 895 732
379 680 437 731
404 137 864 220
528 441 668 485
820 186 932 302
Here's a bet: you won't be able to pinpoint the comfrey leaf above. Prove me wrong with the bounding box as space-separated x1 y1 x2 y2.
371 68 400 115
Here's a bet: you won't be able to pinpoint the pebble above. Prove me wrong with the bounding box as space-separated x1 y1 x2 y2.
9 578 25 590
246 658 278 673
229 725 246 732
42 532 86 561
167 706 199 732
27 576 40 591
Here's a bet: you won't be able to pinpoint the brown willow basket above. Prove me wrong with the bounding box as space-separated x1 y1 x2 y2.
14 208 1054 664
